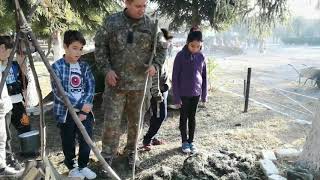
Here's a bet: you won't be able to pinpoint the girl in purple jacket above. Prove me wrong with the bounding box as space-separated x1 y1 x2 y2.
172 30 207 154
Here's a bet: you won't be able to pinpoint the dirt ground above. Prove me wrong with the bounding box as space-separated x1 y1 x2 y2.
11 45 319 179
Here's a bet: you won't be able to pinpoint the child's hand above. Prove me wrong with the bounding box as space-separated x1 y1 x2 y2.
78 114 87 121
146 65 156 76
82 104 92 113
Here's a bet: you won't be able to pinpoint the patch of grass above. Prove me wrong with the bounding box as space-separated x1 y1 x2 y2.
207 57 218 91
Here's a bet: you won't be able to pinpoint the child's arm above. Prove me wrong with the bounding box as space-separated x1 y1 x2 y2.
201 61 208 102
172 53 182 105
77 64 95 112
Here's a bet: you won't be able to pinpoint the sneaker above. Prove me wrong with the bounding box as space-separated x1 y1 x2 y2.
79 167 97 179
64 159 78 169
151 138 164 146
128 152 141 168
139 144 151 151
181 142 191 153
189 143 197 154
68 167 85 179
6 154 23 170
0 166 23 176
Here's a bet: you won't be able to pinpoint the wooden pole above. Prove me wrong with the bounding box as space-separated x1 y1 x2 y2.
23 38 46 159
244 68 251 113
133 15 159 179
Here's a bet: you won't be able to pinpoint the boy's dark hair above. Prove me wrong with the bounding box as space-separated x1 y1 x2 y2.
187 31 203 43
0 36 14 49
63 30 86 47
161 28 173 40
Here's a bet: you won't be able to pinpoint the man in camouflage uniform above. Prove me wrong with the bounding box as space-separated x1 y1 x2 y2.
94 0 166 167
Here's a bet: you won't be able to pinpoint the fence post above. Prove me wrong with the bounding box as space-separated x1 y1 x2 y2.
244 68 252 113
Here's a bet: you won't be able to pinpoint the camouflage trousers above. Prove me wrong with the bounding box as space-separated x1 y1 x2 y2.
101 88 149 159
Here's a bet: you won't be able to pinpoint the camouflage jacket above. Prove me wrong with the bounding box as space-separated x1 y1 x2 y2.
94 10 167 91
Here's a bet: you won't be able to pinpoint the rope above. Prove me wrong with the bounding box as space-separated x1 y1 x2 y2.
219 87 311 123
254 96 312 116
275 88 319 100
20 23 32 34
276 90 314 115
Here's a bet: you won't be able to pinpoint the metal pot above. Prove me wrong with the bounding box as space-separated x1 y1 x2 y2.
18 130 40 155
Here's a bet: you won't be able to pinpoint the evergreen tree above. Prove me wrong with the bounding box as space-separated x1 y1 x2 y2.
150 0 289 32
0 0 120 37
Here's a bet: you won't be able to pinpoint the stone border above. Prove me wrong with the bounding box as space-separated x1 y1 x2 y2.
259 149 302 180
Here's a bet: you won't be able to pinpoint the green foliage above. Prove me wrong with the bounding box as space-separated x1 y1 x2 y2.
0 0 121 37
243 0 290 40
0 9 15 34
0 0 16 34
151 0 289 40
151 0 238 31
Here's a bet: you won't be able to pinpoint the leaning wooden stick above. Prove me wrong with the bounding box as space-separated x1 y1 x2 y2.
23 38 46 159
14 0 121 179
132 14 159 179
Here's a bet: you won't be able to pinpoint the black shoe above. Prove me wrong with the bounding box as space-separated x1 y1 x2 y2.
6 154 23 170
128 152 141 169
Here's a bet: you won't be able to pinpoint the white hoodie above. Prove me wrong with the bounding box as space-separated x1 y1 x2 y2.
0 65 13 115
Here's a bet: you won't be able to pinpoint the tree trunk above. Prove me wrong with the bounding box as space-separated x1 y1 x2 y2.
298 104 320 175
259 39 265 53
52 30 63 62
191 0 201 27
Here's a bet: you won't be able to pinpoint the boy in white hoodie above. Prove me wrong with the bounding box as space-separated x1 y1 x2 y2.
0 35 23 176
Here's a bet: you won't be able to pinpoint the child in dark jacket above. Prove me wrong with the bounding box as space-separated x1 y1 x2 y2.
141 28 172 151
6 60 30 133
172 30 207 154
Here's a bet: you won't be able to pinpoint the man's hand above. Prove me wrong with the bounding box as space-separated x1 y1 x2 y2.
146 65 156 76
106 70 119 87
82 104 92 113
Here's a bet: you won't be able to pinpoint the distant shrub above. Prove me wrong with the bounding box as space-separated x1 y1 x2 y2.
281 37 320 45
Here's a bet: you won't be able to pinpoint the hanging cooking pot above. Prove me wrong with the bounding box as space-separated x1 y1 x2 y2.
18 130 40 155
